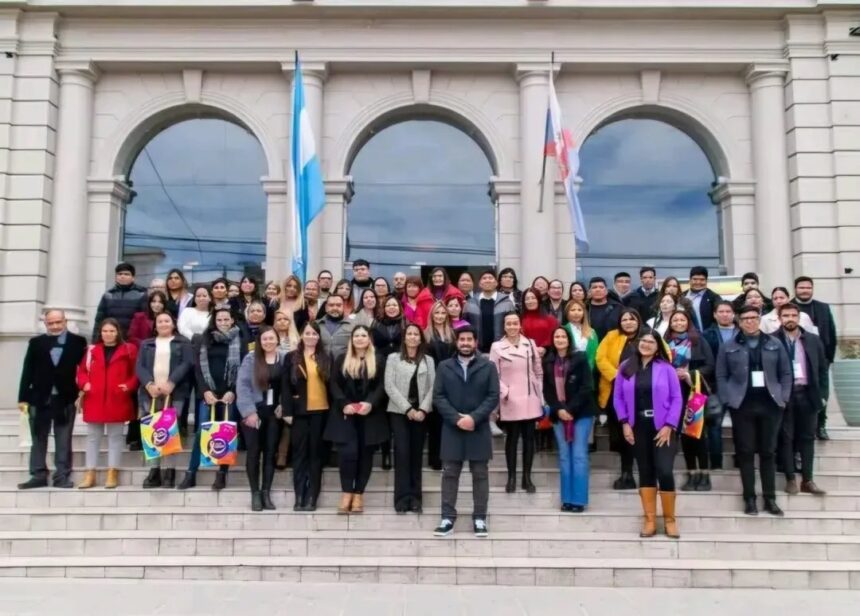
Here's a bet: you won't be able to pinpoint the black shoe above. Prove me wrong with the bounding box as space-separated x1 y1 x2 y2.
434 519 454 537
561 503 573 512
696 474 712 492
128 442 142 452
17 477 48 490
816 427 830 441
212 470 227 491
505 474 516 493
763 498 784 517
381 451 392 471
681 473 696 492
430 463 442 471
619 471 637 490
162 469 175 489
522 475 536 494
473 519 488 538
142 468 162 489
410 499 423 514
570 505 585 513
52 478 74 489
710 456 723 471
743 497 758 516
394 498 410 514
177 472 196 490
261 490 276 510
306 497 318 512
293 501 303 512
251 491 263 512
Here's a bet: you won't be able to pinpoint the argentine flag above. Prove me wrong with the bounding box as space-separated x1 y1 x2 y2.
290 55 326 281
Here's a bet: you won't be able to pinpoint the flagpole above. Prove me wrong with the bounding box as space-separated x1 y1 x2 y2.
537 51 555 214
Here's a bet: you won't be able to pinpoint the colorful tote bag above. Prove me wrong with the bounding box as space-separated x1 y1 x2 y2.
681 371 707 440
140 396 182 461
199 403 239 468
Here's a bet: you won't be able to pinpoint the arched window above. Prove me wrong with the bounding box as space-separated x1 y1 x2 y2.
121 117 267 283
577 117 720 281
347 118 495 280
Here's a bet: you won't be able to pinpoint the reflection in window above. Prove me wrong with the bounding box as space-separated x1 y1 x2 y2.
122 118 267 283
347 119 495 280
576 118 720 282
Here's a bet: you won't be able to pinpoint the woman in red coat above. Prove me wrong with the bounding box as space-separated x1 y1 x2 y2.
128 290 168 348
521 287 559 357
76 318 139 489
401 275 435 330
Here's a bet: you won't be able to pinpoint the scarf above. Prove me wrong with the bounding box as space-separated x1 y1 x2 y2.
668 333 691 368
200 326 242 392
554 358 574 443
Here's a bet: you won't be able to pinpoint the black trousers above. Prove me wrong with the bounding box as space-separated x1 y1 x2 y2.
426 409 442 469
291 412 328 503
441 459 489 521
337 418 374 494
503 419 535 478
681 433 709 472
632 418 677 491
240 407 280 493
780 389 817 482
391 413 427 509
28 399 76 483
606 400 634 474
731 397 783 500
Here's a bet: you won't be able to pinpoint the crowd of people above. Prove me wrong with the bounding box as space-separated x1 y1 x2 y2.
17 259 838 539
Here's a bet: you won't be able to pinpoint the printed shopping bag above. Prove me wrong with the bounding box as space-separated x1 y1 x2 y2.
140 396 182 461
681 371 707 440
199 403 239 468
19 405 32 448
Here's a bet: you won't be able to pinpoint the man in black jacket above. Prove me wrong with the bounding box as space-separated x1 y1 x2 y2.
792 276 837 440
17 310 87 489
684 266 723 332
775 303 829 496
701 300 739 470
92 262 148 338
432 326 500 538
587 277 622 341
623 266 659 321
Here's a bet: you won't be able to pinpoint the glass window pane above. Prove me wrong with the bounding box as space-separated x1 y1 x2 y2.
122 118 267 283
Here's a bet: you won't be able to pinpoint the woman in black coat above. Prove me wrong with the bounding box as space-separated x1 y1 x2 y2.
372 296 404 357
324 325 388 514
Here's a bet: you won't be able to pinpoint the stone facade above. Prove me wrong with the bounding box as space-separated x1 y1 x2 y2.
0 2 859 405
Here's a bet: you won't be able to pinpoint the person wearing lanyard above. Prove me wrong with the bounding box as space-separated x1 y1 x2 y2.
716 305 793 516
774 303 829 496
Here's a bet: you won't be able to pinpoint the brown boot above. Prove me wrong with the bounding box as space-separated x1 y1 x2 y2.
338 493 353 514
105 468 119 490
639 487 657 537
77 469 97 490
660 491 680 539
350 493 364 513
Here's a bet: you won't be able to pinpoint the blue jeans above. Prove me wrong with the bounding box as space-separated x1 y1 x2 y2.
553 416 593 507
187 401 236 473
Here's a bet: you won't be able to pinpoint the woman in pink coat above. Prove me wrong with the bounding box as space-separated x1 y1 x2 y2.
490 312 544 494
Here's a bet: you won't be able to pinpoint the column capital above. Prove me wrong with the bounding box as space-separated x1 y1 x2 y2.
55 60 100 85
87 176 132 203
281 61 329 83
709 178 756 204
325 176 354 203
261 177 288 196
514 63 559 85
745 62 789 88
489 176 520 200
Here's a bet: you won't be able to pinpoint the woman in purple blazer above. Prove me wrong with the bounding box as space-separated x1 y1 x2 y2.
613 328 683 539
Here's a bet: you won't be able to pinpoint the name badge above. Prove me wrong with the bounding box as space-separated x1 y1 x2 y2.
793 361 804 380
266 388 274 406
751 371 765 388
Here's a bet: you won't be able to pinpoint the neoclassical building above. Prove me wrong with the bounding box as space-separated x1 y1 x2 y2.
0 1 858 403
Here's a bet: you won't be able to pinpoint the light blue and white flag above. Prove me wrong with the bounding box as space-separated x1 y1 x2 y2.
290 54 325 281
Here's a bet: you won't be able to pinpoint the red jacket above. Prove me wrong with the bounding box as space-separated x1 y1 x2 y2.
127 312 153 348
402 288 435 330
76 342 139 424
521 310 559 349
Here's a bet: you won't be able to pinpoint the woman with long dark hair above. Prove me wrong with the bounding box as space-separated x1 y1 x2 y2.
352 288 379 329
761 286 818 335
596 307 643 490
521 287 559 357
332 278 354 314
665 309 715 491
374 277 392 309
230 275 262 320
444 293 470 330
543 326 596 512
531 276 550 301
385 323 436 513
613 329 683 538
236 327 286 511
211 277 232 312
402 275 434 330
282 321 332 511
165 268 194 319
498 267 522 310
372 296 404 357
177 286 213 340
128 290 168 348
646 293 679 338
568 281 587 304
427 267 459 303
325 325 388 514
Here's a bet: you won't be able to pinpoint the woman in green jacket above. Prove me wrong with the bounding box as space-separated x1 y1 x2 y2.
563 300 598 370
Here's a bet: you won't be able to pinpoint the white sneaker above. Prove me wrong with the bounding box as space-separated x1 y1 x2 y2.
434 519 454 537
473 519 488 538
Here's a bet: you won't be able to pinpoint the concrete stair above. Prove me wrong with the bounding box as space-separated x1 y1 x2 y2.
2 411 859 587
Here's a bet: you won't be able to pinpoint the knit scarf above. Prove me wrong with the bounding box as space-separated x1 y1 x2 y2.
200 326 242 392
668 333 691 368
554 358 574 443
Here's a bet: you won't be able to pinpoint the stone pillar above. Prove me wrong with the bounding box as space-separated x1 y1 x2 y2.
262 178 289 283
490 177 521 274
709 180 757 277
555 179 577 284
46 61 99 327
746 63 793 289
516 65 557 282
321 177 353 278
283 61 327 280
85 177 131 321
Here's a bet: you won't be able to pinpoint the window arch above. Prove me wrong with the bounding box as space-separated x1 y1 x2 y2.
121 117 268 283
576 117 720 281
346 118 496 280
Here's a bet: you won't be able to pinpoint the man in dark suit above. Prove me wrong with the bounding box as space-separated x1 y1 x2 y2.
17 310 87 489
624 266 659 321
684 266 723 332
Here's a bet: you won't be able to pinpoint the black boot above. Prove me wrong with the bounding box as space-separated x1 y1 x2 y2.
251 491 263 512
176 472 196 490
696 474 712 492
681 473 696 491
522 473 536 494
142 468 161 489
619 471 637 490
505 472 516 493
162 469 176 489
261 491 276 511
381 451 392 471
212 468 227 491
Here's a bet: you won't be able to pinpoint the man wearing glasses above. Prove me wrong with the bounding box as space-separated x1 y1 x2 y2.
317 270 334 302
716 305 792 517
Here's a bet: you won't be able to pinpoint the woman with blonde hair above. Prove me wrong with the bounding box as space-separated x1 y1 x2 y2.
325 325 388 513
273 308 301 470
563 299 599 370
276 275 305 316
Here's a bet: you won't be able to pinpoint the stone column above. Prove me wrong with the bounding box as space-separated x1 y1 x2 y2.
46 61 99 326
262 178 289 283
490 177 521 274
516 65 557 282
321 177 353 277
85 178 131 321
709 180 757 277
746 63 793 289
283 61 327 280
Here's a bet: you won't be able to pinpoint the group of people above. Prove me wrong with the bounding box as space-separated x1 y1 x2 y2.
17 259 837 539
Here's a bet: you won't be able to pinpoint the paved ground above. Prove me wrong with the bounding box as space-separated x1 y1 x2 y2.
1 579 859 615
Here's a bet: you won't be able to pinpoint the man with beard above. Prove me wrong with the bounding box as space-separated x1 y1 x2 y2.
317 270 334 302
432 326 500 538
774 302 828 496
392 271 407 301
315 294 353 359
